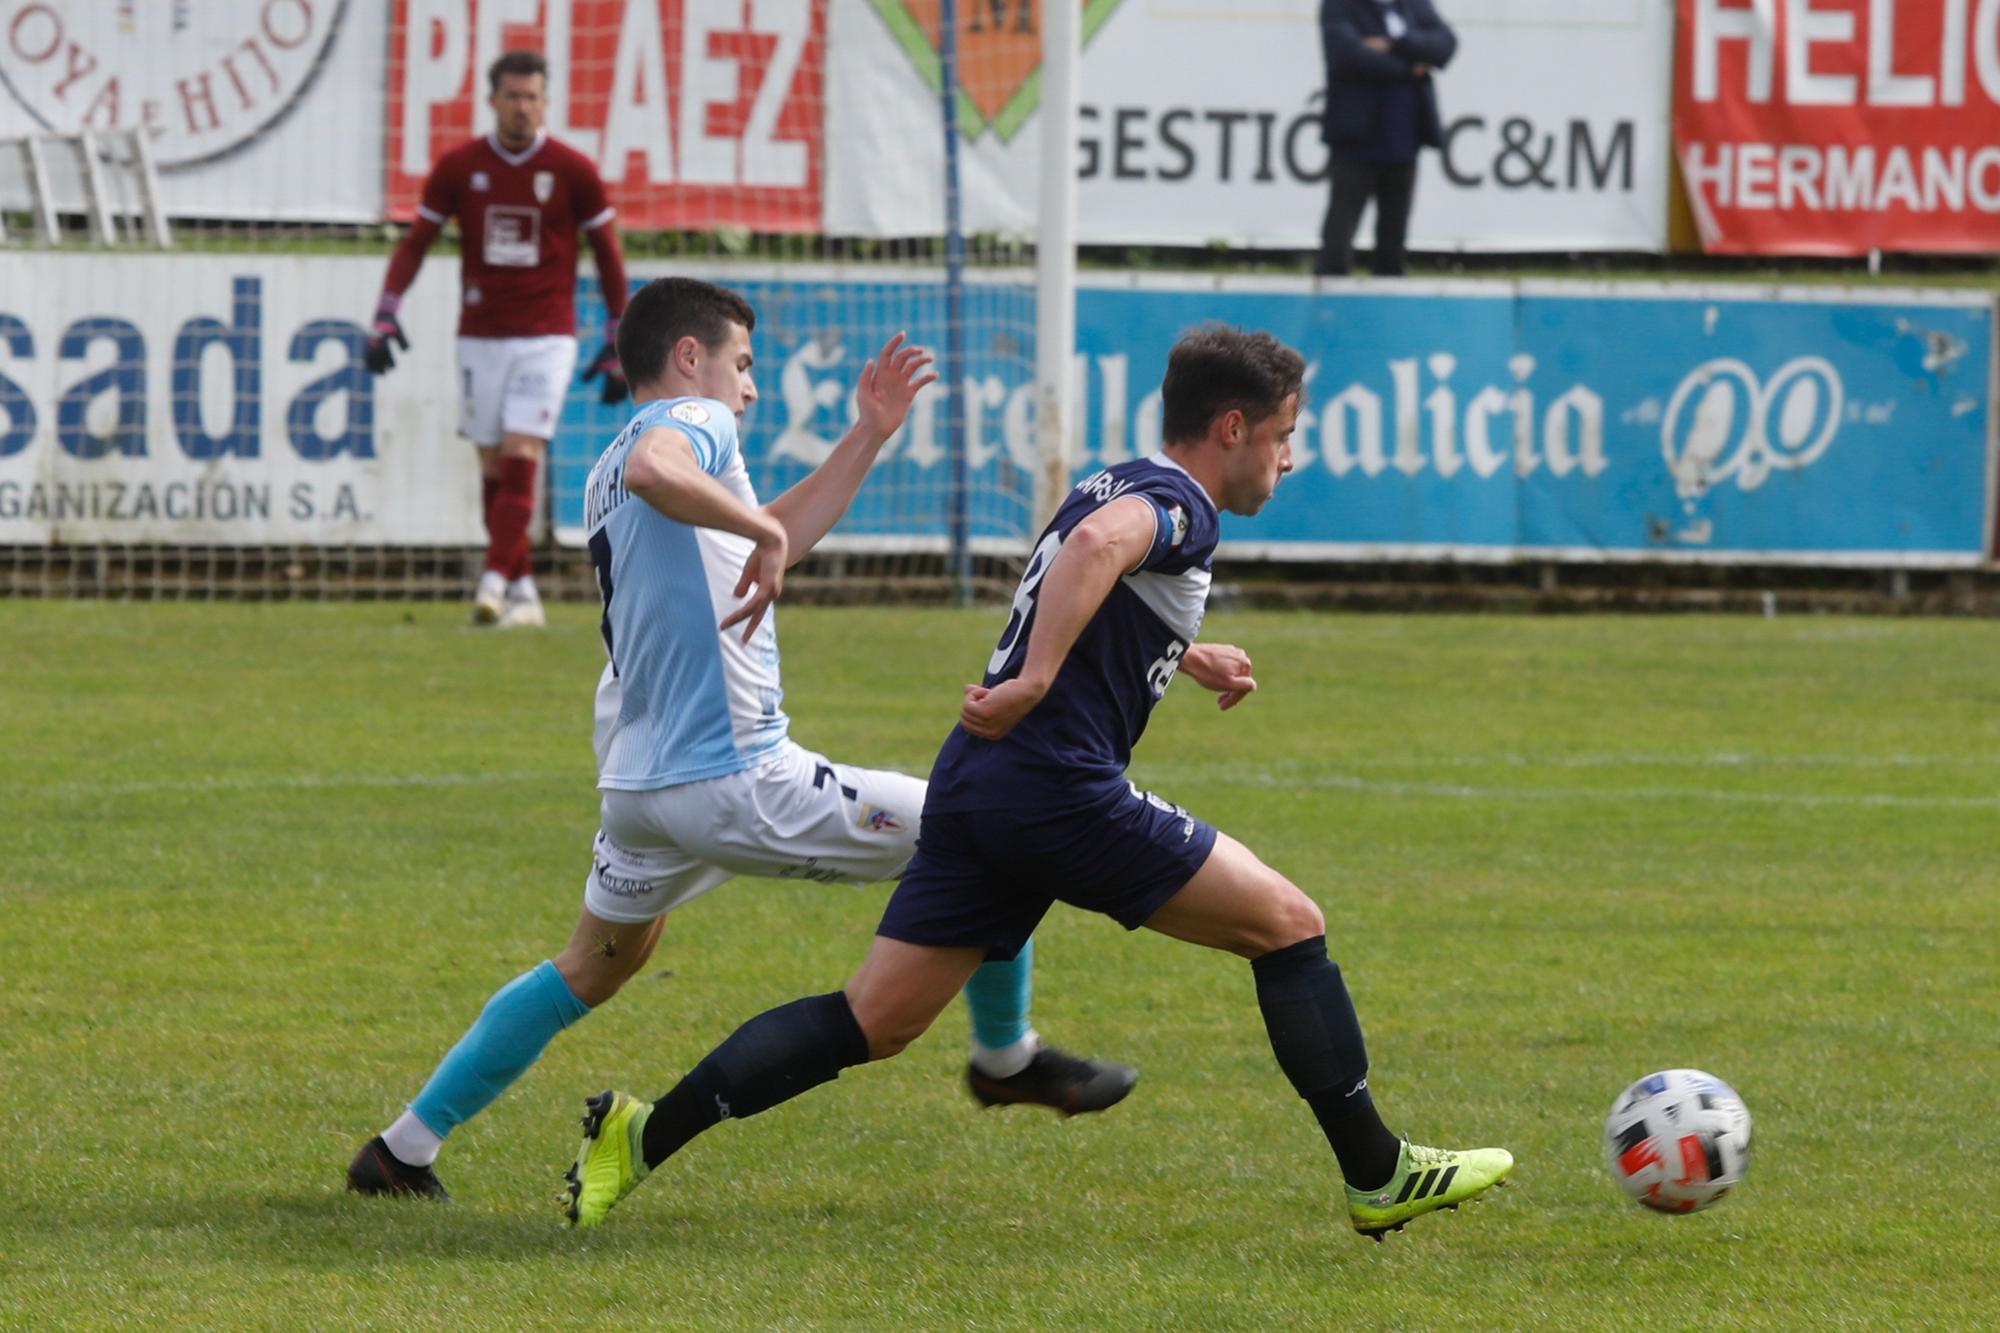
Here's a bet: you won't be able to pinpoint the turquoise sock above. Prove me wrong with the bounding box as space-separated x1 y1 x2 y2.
962 937 1034 1051
409 960 591 1137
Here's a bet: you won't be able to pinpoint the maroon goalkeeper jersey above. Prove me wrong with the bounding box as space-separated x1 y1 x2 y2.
415 131 615 338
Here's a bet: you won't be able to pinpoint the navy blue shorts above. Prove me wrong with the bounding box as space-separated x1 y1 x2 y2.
877 780 1219 961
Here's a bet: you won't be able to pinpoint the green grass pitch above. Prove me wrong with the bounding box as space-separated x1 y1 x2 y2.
4 602 1997 1329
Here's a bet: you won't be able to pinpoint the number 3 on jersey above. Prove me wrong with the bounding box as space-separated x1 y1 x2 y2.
1146 639 1186 697
988 530 1064 677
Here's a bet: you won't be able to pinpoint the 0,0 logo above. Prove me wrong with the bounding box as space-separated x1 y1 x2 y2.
0 0 347 168
1661 356 1843 503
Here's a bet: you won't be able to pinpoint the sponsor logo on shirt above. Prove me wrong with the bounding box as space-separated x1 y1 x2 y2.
482 205 541 267
670 401 712 426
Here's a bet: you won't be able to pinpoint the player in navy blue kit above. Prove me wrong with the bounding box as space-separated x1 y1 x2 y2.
559 326 1513 1239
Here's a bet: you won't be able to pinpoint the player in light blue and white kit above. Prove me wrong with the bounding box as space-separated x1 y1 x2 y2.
347 278 1136 1202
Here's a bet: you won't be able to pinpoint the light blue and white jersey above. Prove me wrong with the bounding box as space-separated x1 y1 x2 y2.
584 396 788 790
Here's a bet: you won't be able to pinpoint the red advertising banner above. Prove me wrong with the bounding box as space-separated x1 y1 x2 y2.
1675 0 2000 255
386 0 825 231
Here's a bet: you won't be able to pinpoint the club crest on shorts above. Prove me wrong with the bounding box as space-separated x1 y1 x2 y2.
857 804 904 833
534 170 555 203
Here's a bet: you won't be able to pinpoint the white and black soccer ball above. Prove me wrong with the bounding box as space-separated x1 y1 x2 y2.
1604 1068 1752 1213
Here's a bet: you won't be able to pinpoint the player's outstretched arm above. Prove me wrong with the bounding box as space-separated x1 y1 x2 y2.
764 334 937 562
1181 642 1258 711
959 497 1157 741
624 427 789 641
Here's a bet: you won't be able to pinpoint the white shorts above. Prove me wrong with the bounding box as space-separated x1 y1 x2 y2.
456 334 578 445
582 740 928 924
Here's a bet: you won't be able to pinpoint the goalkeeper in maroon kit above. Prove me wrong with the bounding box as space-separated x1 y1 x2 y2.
366 50 629 627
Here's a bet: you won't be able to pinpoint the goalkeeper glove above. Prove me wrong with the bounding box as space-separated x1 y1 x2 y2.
584 319 628 404
365 298 408 375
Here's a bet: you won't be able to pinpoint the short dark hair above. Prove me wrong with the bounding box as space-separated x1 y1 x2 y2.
1160 325 1306 444
618 277 759 389
488 50 547 92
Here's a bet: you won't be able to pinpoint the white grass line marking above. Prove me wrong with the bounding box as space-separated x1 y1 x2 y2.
1137 766 2000 810
1293 753 2000 771
6 771 573 799
12 762 1995 811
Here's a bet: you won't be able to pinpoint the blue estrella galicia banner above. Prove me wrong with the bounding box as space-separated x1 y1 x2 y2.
560 274 1995 566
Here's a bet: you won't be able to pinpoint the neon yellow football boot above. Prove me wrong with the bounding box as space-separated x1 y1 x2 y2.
559 1090 652 1229
1345 1138 1513 1240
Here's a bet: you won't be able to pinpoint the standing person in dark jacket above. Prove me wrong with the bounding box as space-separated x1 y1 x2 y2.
1315 0 1457 277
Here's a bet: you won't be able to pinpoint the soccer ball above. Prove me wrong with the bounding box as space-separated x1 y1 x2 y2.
1604 1069 1752 1213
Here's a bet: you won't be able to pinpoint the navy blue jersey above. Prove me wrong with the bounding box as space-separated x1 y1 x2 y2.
926 455 1220 811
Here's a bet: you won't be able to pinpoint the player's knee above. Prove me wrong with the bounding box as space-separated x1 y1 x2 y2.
857 1010 934 1061
846 986 940 1061
1277 889 1326 946
1247 882 1325 954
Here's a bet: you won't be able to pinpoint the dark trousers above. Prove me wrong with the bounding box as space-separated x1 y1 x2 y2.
1315 159 1418 277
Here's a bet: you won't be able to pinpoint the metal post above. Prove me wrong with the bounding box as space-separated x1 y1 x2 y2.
24 136 61 243
1033 0 1081 530
938 0 972 605
76 131 118 244
130 130 173 248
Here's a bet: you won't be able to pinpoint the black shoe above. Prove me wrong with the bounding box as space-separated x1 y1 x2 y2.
346 1136 451 1201
966 1046 1138 1116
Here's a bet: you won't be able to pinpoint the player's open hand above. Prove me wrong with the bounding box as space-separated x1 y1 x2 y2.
719 529 788 645
1181 642 1258 711
958 678 1046 741
855 333 938 442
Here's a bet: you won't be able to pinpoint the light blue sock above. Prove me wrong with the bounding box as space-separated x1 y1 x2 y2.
962 937 1034 1052
409 960 591 1137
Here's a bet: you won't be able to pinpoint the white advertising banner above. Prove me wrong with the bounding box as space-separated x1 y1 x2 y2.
0 253 483 544
830 0 1674 252
0 0 384 222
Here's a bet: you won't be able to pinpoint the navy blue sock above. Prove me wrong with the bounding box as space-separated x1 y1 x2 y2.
641 991 870 1168
1252 935 1402 1190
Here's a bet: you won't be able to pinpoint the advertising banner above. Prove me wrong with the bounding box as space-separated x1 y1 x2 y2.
6 256 1988 564
557 266 1043 550
1081 278 1993 564
829 0 1674 252
555 267 1994 566
0 254 482 545
1675 0 2000 255
0 0 385 222
2 0 1668 249
385 0 827 232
